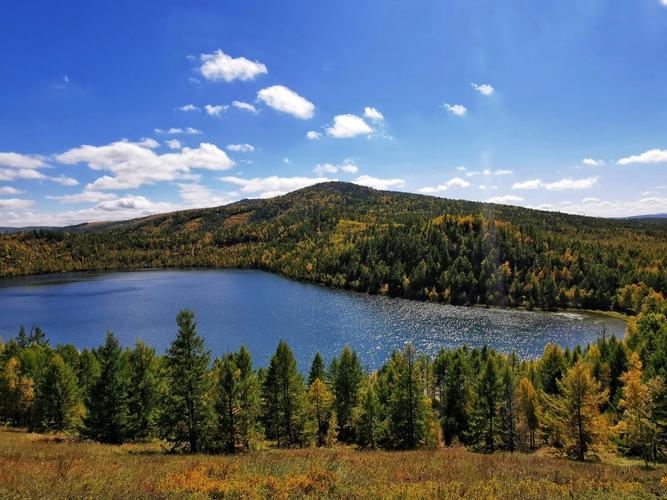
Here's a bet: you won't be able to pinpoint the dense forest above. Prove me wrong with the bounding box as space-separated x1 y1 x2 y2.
1 290 666 463
1 183 666 312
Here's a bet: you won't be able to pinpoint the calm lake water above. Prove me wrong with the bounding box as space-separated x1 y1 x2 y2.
0 270 626 370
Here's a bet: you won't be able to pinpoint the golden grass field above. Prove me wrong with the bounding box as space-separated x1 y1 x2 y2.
1 429 666 499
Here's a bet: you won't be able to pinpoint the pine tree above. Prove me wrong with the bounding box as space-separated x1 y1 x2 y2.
308 352 325 386
35 354 79 431
516 377 540 449
471 355 504 452
308 377 333 447
353 375 384 449
235 345 259 450
332 346 363 442
28 326 49 347
261 340 307 447
126 340 159 441
387 344 432 449
500 362 518 452
540 343 566 395
213 353 243 453
546 360 608 460
159 309 212 453
83 331 129 444
440 349 471 445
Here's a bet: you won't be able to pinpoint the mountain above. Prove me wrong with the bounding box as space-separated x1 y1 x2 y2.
622 213 667 220
1 182 666 311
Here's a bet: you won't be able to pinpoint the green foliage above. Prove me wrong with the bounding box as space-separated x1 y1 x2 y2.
125 340 160 441
35 354 80 431
331 346 363 442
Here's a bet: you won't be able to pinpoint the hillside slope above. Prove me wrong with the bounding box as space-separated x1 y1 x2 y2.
1 182 666 311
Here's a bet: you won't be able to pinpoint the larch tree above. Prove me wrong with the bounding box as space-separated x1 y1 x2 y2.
471 355 504 452
35 354 79 431
126 340 160 441
307 377 334 447
159 309 213 453
332 346 363 442
308 352 326 386
353 374 384 449
516 377 540 449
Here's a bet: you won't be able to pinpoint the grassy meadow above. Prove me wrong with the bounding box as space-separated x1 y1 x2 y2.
1 429 666 499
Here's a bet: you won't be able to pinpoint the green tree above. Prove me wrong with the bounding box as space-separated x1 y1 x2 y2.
159 310 212 453
332 346 363 442
470 355 504 452
516 377 540 450
126 340 159 441
308 352 326 386
353 375 384 449
35 354 80 431
261 340 307 447
83 331 129 444
307 377 334 447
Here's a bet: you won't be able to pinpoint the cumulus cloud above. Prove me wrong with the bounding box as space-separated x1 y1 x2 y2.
227 144 254 153
546 196 667 218
204 104 228 117
313 161 359 176
154 127 202 135
257 85 314 119
0 168 48 182
0 186 23 195
0 198 34 209
418 176 471 193
456 166 466 171
363 106 384 122
50 175 79 186
232 100 257 113
177 183 238 207
177 104 200 112
56 139 235 190
582 158 605 167
512 177 598 191
0 152 46 169
486 195 524 204
199 49 267 82
617 149 667 166
466 168 513 178
326 114 373 138
471 83 495 96
220 175 329 198
478 185 498 191
353 175 405 190
306 130 322 140
443 103 467 116
166 139 181 150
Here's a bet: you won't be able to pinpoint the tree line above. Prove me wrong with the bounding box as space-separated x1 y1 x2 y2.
1 294 666 462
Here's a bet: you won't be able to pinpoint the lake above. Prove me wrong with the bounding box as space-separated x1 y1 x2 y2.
0 269 626 370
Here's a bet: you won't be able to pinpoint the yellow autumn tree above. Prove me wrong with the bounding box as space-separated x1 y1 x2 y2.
516 377 540 450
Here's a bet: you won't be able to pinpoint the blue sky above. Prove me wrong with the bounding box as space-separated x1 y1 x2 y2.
1 0 666 226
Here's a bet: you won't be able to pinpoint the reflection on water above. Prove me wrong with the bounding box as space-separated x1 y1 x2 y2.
0 270 626 369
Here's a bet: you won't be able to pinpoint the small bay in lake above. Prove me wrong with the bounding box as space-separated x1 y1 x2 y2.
0 270 625 369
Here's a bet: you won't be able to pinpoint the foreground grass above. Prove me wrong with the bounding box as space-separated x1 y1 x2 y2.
1 429 666 499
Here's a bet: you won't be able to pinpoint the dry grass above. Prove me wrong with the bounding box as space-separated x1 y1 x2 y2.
1 429 665 499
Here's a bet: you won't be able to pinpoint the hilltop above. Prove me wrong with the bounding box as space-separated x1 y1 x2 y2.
1 182 666 312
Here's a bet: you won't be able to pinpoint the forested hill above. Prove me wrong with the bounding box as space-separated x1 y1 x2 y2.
1 181 666 312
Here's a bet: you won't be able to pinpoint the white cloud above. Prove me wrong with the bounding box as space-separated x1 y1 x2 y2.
363 107 384 122
0 152 46 169
306 130 322 140
512 177 598 191
478 185 498 191
0 186 23 195
617 149 667 166
227 143 254 153
663 0 667 7
231 100 257 113
512 179 542 190
326 114 373 138
166 139 181 150
0 198 34 209
0 168 47 182
582 158 605 167
456 166 466 171
353 175 405 190
154 127 202 135
50 175 79 186
418 176 471 193
177 183 238 207
486 195 524 204
56 139 235 190
257 85 314 119
199 49 267 82
494 169 513 175
204 104 228 117
313 161 359 176
546 196 667 218
177 104 200 112
471 83 495 96
443 103 467 116
582 197 600 204
220 175 330 198
543 177 598 190
467 168 513 178
47 191 119 204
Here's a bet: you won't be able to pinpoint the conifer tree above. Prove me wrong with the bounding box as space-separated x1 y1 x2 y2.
35 354 79 431
159 309 212 453
213 353 243 453
500 362 518 452
235 345 259 450
332 346 363 442
261 340 307 447
470 355 504 452
83 331 129 444
353 375 384 449
308 352 325 386
540 343 566 395
440 349 471 445
307 377 333 447
126 340 159 441
546 360 608 460
0 357 34 427
516 377 540 449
